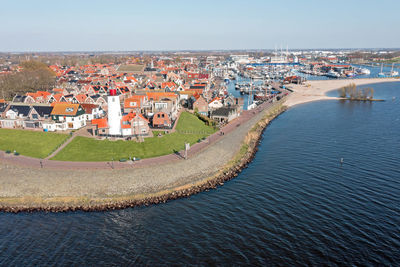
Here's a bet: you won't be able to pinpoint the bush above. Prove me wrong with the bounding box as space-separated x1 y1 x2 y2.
194 112 217 127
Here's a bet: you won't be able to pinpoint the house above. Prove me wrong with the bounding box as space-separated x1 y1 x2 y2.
48 103 86 131
80 103 102 121
71 94 88 104
146 92 179 120
25 105 53 129
1 105 31 128
91 112 150 138
48 93 67 104
124 95 147 113
210 107 239 123
0 103 9 118
26 91 52 103
161 82 177 91
12 95 35 104
152 111 171 128
91 118 109 136
85 95 107 109
5 105 31 119
193 95 209 116
208 97 223 110
121 112 150 137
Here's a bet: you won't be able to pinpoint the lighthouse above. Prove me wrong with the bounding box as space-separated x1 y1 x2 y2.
107 88 122 136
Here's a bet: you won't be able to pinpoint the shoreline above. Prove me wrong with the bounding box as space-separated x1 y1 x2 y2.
0 105 287 213
0 99 287 212
0 77 398 213
285 77 399 107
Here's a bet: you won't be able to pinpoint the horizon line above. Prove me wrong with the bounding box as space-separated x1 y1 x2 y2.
1 47 400 54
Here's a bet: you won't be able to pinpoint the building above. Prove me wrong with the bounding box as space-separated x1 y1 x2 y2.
107 88 122 136
152 111 171 128
121 112 150 137
47 103 86 131
81 103 103 121
210 107 239 123
193 95 209 116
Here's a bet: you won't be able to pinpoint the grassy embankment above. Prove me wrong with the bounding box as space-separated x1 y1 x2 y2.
0 129 69 158
52 112 217 161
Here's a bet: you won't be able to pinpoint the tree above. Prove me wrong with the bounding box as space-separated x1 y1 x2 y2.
0 60 56 100
339 87 347 98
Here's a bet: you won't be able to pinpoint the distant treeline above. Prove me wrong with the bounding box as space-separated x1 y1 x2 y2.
339 83 374 101
0 61 56 100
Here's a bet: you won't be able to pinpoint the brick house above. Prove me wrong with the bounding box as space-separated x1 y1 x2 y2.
193 95 209 116
152 111 171 128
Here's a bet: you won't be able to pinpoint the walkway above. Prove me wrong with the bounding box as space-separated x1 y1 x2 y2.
44 126 91 159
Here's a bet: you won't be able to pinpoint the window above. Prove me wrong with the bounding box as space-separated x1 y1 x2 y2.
161 114 165 118
32 114 38 119
66 107 74 112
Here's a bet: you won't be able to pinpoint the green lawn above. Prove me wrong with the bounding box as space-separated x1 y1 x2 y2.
0 129 69 158
52 112 217 161
175 112 216 134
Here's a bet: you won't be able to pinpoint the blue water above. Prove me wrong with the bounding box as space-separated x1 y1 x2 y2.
1 82 400 266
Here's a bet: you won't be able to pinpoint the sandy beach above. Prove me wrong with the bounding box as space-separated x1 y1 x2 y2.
0 78 398 211
285 77 399 107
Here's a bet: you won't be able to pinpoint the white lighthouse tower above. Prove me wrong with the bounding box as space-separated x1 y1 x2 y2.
107 88 122 136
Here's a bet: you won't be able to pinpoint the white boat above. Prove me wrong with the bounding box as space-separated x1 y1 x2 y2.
379 63 399 77
247 102 257 110
326 70 340 78
358 68 370 75
378 63 385 77
390 63 399 76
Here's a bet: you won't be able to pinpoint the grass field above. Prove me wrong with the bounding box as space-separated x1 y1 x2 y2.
117 64 145 72
52 112 217 161
0 129 69 158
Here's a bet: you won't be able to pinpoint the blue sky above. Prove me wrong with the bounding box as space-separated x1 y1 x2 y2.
1 0 399 51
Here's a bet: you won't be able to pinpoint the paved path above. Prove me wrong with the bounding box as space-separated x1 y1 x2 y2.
44 126 91 159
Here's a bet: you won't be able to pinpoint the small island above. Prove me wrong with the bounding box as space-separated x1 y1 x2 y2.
339 83 382 101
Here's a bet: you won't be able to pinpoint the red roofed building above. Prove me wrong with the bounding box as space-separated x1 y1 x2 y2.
121 112 150 137
124 95 147 113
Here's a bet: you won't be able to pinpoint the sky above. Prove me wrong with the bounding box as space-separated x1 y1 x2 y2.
1 0 400 52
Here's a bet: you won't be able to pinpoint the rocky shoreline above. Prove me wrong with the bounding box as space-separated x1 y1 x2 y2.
0 105 287 213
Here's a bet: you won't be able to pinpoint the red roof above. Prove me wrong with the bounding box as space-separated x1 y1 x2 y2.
80 103 98 114
92 118 108 129
121 112 149 129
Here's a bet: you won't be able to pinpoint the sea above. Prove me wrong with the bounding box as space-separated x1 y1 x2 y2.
0 82 399 266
